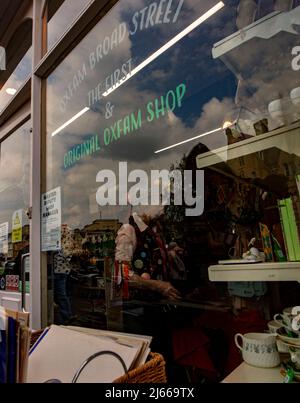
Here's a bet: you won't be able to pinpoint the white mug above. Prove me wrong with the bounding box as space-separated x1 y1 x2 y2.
268 320 282 334
235 333 280 368
267 320 289 352
274 307 294 329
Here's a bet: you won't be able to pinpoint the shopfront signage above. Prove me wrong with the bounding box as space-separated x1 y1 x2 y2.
12 209 22 244
63 134 101 169
60 0 185 112
41 187 62 252
64 82 186 168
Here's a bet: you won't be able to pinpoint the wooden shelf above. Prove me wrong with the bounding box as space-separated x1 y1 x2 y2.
208 262 300 283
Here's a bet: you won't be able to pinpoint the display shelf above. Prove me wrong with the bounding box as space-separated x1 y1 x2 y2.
222 362 283 383
196 122 300 170
208 262 300 283
212 8 299 60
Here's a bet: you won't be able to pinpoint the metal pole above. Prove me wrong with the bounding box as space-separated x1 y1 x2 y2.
21 253 30 310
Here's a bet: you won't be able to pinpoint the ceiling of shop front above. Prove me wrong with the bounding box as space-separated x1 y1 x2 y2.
0 0 31 44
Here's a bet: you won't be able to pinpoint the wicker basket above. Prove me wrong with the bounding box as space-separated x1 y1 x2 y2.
30 331 167 383
114 352 167 383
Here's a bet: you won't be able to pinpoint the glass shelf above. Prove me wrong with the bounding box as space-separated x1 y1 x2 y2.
196 122 300 170
208 262 300 283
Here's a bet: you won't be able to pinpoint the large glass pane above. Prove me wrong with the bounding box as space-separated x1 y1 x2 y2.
0 120 31 294
45 0 300 382
0 47 32 113
47 0 92 51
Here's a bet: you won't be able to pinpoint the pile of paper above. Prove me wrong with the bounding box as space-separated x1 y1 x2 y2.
27 325 152 383
0 308 31 384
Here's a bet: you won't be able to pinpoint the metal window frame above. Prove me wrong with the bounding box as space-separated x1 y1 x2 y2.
31 0 119 328
35 0 117 78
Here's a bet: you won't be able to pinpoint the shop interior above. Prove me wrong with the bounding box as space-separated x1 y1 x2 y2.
1 0 300 383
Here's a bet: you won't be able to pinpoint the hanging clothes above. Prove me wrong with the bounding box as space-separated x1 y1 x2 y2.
132 218 169 281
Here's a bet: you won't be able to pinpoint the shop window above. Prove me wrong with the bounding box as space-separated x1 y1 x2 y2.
0 47 32 113
45 0 300 382
0 18 32 113
0 120 31 293
42 0 92 55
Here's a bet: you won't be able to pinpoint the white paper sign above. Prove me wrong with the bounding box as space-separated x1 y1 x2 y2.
0 222 8 254
41 187 61 251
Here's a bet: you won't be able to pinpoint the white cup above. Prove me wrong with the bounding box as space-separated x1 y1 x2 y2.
267 320 289 352
235 333 280 368
268 320 282 334
274 307 294 329
277 339 290 353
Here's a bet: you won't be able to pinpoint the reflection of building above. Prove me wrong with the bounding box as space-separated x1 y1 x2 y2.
8 224 30 259
73 228 84 253
82 219 122 240
79 220 122 257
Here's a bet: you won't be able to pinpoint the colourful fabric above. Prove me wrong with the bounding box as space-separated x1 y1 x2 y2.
113 261 131 300
53 250 72 274
132 224 168 281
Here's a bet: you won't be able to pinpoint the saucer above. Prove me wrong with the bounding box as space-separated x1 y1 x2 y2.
277 328 300 346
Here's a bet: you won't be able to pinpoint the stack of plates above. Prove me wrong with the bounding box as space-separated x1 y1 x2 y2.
276 328 300 347
276 327 300 382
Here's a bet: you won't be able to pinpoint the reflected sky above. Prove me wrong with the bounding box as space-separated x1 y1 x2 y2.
47 0 92 50
0 121 31 254
0 47 32 113
46 0 300 229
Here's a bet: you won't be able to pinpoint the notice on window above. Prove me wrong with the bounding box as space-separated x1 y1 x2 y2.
41 187 61 251
12 209 23 243
0 222 8 254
